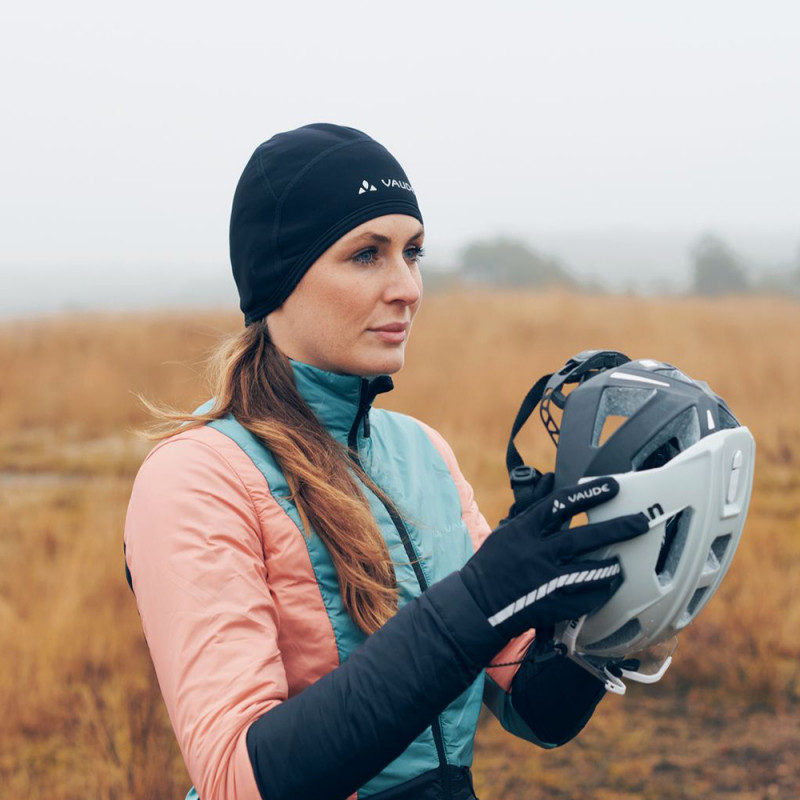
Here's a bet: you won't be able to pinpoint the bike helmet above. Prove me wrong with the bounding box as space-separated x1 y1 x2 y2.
506 350 755 694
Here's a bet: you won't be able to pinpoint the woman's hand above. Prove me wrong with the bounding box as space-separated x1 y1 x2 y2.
460 475 649 642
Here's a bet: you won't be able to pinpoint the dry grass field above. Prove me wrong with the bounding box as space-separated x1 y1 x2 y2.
1 291 798 799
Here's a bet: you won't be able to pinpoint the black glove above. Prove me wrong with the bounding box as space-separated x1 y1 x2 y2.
460 475 649 641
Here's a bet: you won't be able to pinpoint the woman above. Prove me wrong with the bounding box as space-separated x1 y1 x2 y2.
124 123 648 800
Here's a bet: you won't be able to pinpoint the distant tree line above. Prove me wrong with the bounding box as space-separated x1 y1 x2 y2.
452 237 603 292
689 233 800 296
459 238 575 288
447 233 800 296
690 234 749 295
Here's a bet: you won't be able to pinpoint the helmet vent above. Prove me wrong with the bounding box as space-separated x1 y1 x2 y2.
702 534 732 578
597 415 628 446
710 534 732 563
592 387 656 447
718 406 739 430
632 407 701 471
656 509 693 586
686 587 709 618
584 619 642 651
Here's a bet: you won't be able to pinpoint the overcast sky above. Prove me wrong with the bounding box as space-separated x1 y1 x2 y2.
2 1 798 315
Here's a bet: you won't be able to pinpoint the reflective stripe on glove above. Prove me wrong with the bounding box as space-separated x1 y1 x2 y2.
460 476 649 642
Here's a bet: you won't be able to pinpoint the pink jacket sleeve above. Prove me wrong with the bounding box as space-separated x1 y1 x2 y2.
124 429 285 800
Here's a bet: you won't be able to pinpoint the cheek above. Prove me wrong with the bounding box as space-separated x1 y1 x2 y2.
313 270 369 311
298 277 361 335
329 282 378 327
313 296 363 350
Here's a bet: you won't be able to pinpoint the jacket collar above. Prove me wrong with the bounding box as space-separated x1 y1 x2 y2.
290 360 394 446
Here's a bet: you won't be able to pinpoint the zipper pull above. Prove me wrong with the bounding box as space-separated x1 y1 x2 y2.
356 375 392 442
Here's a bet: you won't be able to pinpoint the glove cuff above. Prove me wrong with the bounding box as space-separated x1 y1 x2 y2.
425 572 509 669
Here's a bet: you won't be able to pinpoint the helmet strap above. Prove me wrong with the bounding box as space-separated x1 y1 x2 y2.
505 373 552 517
504 351 630 515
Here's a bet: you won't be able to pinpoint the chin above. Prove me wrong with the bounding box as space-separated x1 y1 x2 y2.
353 348 406 377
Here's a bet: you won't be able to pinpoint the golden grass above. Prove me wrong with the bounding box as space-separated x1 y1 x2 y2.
1 291 798 798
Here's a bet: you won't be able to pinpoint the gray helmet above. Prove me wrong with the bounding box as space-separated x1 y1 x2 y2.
507 350 755 694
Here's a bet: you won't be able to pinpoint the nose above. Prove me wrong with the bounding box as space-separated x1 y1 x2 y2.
383 253 422 307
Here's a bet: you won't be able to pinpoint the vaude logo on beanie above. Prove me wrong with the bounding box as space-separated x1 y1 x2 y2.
381 178 415 193
357 177 416 196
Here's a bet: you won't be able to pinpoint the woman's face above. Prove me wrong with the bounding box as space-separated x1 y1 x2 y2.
267 214 424 377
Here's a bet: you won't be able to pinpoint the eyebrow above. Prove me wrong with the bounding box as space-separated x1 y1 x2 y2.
348 226 425 245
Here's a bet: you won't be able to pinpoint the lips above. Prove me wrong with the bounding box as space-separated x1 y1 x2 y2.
368 322 410 343
370 322 410 333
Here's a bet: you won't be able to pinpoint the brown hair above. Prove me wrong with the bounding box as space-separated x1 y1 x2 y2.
137 320 397 634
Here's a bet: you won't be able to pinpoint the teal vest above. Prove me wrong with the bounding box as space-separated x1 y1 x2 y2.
191 361 484 797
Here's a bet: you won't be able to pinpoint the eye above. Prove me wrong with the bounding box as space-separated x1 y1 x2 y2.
405 245 425 264
352 247 378 265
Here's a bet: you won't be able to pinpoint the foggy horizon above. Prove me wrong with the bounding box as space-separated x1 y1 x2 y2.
2 1 798 317
2 225 797 321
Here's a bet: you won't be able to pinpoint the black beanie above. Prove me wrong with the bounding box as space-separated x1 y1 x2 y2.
229 123 424 326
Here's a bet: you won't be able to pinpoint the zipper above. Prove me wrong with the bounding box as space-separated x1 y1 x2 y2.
348 379 453 800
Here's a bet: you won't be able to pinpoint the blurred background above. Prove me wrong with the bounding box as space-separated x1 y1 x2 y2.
2 0 800 316
1 2 798 798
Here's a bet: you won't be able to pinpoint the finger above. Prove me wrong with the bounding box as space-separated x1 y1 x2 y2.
488 559 621 630
554 556 623 592
542 477 620 532
558 512 649 560
523 557 622 612
547 581 619 621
